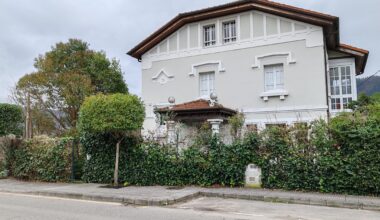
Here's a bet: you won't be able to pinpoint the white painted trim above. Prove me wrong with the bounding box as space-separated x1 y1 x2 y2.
187 26 190 49
251 52 296 69
276 18 281 38
188 61 226 76
152 69 174 85
242 105 328 114
237 15 241 41
141 29 322 70
151 69 174 80
263 14 267 40
141 10 321 60
198 23 201 47
176 32 179 51
327 57 357 112
260 90 289 100
249 12 253 40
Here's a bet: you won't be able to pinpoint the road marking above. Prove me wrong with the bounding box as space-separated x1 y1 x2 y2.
0 192 122 206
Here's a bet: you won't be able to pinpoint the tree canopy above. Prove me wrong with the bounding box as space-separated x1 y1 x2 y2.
0 104 23 137
13 39 128 135
78 93 145 186
78 93 145 135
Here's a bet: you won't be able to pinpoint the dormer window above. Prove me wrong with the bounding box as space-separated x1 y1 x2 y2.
222 20 236 43
203 25 216 47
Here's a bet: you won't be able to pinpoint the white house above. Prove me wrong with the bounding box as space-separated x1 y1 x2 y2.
128 0 369 138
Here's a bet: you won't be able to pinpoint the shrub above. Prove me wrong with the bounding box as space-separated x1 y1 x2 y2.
0 136 22 177
11 136 75 182
81 133 260 187
0 104 23 137
78 93 145 185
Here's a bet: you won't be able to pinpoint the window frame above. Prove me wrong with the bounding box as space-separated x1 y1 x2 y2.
264 64 285 92
203 24 216 47
198 71 215 98
328 59 356 112
222 20 237 44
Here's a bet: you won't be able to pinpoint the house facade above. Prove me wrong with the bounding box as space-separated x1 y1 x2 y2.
128 0 369 137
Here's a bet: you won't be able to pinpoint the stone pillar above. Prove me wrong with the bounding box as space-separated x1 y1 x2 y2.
166 120 176 144
207 119 223 135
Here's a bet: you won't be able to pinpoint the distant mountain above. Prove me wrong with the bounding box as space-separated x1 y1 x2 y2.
357 76 380 95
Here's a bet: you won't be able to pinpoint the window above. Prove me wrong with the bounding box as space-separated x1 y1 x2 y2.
222 20 236 43
264 64 284 92
331 98 341 110
343 97 352 109
246 124 258 133
341 66 352 95
199 72 215 97
265 123 287 129
203 25 216 47
329 66 354 111
329 67 340 95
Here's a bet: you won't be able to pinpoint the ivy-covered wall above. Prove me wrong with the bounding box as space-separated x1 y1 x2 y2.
5 136 81 182
81 110 380 196
81 132 257 187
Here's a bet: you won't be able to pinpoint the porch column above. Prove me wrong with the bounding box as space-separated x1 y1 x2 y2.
166 120 176 144
207 119 223 135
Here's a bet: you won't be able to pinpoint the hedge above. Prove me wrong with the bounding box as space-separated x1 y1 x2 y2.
0 103 23 137
10 136 79 182
81 133 258 187
81 112 380 195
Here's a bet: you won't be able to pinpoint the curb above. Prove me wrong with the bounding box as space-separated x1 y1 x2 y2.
1 189 379 211
0 190 202 207
198 191 380 211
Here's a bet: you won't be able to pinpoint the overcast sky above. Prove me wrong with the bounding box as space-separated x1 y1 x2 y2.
0 0 379 103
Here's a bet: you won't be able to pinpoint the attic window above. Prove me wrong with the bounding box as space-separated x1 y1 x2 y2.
222 20 236 43
203 25 216 47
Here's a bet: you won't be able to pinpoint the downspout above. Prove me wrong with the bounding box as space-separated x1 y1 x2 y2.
323 38 331 123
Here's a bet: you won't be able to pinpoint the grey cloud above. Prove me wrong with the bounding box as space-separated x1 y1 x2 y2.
0 0 378 103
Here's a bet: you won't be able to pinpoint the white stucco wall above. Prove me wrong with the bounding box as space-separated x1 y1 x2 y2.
140 10 329 132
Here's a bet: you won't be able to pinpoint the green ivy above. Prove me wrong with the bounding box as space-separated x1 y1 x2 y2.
11 136 78 182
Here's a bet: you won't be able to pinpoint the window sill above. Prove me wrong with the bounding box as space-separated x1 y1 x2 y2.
260 90 289 101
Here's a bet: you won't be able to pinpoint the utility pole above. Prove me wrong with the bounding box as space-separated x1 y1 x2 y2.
25 91 32 139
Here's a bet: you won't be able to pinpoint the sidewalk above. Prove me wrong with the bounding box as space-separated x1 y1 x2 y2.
1 179 380 211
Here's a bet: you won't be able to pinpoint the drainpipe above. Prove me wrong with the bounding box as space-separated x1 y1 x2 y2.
323 38 331 123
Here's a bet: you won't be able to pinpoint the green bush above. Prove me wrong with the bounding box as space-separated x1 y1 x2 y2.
11 136 76 182
78 93 145 185
80 94 380 195
0 103 23 137
82 133 260 187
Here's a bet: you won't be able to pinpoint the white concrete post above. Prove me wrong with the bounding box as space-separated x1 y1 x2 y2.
166 120 176 144
207 119 223 135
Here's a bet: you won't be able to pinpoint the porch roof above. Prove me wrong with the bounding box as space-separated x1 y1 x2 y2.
155 99 237 122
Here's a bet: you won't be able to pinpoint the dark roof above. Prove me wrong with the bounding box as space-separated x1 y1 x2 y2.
155 99 237 122
128 0 339 58
127 0 368 74
337 44 369 74
156 99 236 113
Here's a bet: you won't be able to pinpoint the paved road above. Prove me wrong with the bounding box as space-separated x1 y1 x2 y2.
1 192 380 220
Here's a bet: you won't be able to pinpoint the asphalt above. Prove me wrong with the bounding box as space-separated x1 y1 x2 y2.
1 178 380 211
2 193 380 220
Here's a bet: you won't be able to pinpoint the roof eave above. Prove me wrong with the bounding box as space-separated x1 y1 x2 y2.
127 0 339 59
336 44 369 75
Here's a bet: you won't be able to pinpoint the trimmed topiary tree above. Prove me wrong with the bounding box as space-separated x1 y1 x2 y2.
78 93 145 185
0 103 23 137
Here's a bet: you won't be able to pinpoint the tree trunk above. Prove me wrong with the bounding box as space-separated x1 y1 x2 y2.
114 140 121 186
